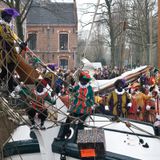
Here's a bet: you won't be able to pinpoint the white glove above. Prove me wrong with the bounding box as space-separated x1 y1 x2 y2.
137 106 141 112
146 105 151 111
127 102 132 108
14 85 21 92
92 104 96 110
105 105 109 110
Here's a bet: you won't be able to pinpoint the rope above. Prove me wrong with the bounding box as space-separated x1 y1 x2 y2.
118 117 160 140
83 0 101 58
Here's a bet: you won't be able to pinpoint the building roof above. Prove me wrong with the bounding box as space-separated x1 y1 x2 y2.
27 2 77 25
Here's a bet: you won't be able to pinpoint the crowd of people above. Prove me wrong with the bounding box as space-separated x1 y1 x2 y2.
93 66 129 80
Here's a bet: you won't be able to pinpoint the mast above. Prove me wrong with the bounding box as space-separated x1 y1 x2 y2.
158 0 160 69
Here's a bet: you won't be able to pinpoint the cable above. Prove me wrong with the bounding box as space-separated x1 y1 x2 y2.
83 0 101 58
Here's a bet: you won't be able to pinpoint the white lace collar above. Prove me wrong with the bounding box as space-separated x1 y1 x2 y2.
115 89 125 95
78 82 90 88
0 19 10 26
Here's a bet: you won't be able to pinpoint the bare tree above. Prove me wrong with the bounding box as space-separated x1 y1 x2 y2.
104 0 116 68
126 0 157 65
103 0 157 67
96 0 129 68
89 21 106 64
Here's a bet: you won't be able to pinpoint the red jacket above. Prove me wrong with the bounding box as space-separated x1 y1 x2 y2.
31 89 49 110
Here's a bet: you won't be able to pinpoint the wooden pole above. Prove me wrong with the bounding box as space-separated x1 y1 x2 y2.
158 0 160 69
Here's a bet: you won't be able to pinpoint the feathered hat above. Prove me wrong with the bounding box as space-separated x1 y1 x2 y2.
79 71 92 82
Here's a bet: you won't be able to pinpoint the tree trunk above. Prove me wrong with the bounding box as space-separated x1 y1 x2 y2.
145 0 150 65
16 17 24 41
105 0 115 68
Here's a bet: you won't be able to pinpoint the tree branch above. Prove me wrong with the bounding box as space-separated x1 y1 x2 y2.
21 0 33 24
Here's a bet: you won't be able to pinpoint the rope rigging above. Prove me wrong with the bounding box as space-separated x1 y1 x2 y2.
83 0 101 58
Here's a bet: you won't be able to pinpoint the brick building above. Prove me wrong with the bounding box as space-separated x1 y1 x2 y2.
26 0 78 69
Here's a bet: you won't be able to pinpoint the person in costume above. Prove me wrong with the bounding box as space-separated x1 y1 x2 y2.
106 79 132 117
138 74 149 89
145 78 159 123
127 82 140 120
145 98 156 123
0 8 26 93
55 71 94 140
16 80 56 129
129 83 152 121
154 69 160 87
43 64 56 89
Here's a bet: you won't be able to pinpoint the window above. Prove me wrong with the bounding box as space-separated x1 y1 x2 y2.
60 59 68 69
52 54 54 60
28 33 37 50
59 33 68 50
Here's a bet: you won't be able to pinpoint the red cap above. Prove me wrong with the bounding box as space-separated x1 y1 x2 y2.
80 71 91 80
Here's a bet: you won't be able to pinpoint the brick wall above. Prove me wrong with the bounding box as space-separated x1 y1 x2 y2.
27 25 77 69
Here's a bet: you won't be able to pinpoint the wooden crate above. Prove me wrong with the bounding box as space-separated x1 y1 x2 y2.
77 128 105 159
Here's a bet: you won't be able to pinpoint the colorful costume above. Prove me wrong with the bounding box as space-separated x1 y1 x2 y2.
18 80 55 129
43 64 56 88
0 8 20 92
131 91 151 121
56 71 94 140
106 79 131 117
69 82 94 115
145 98 156 123
128 94 139 120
